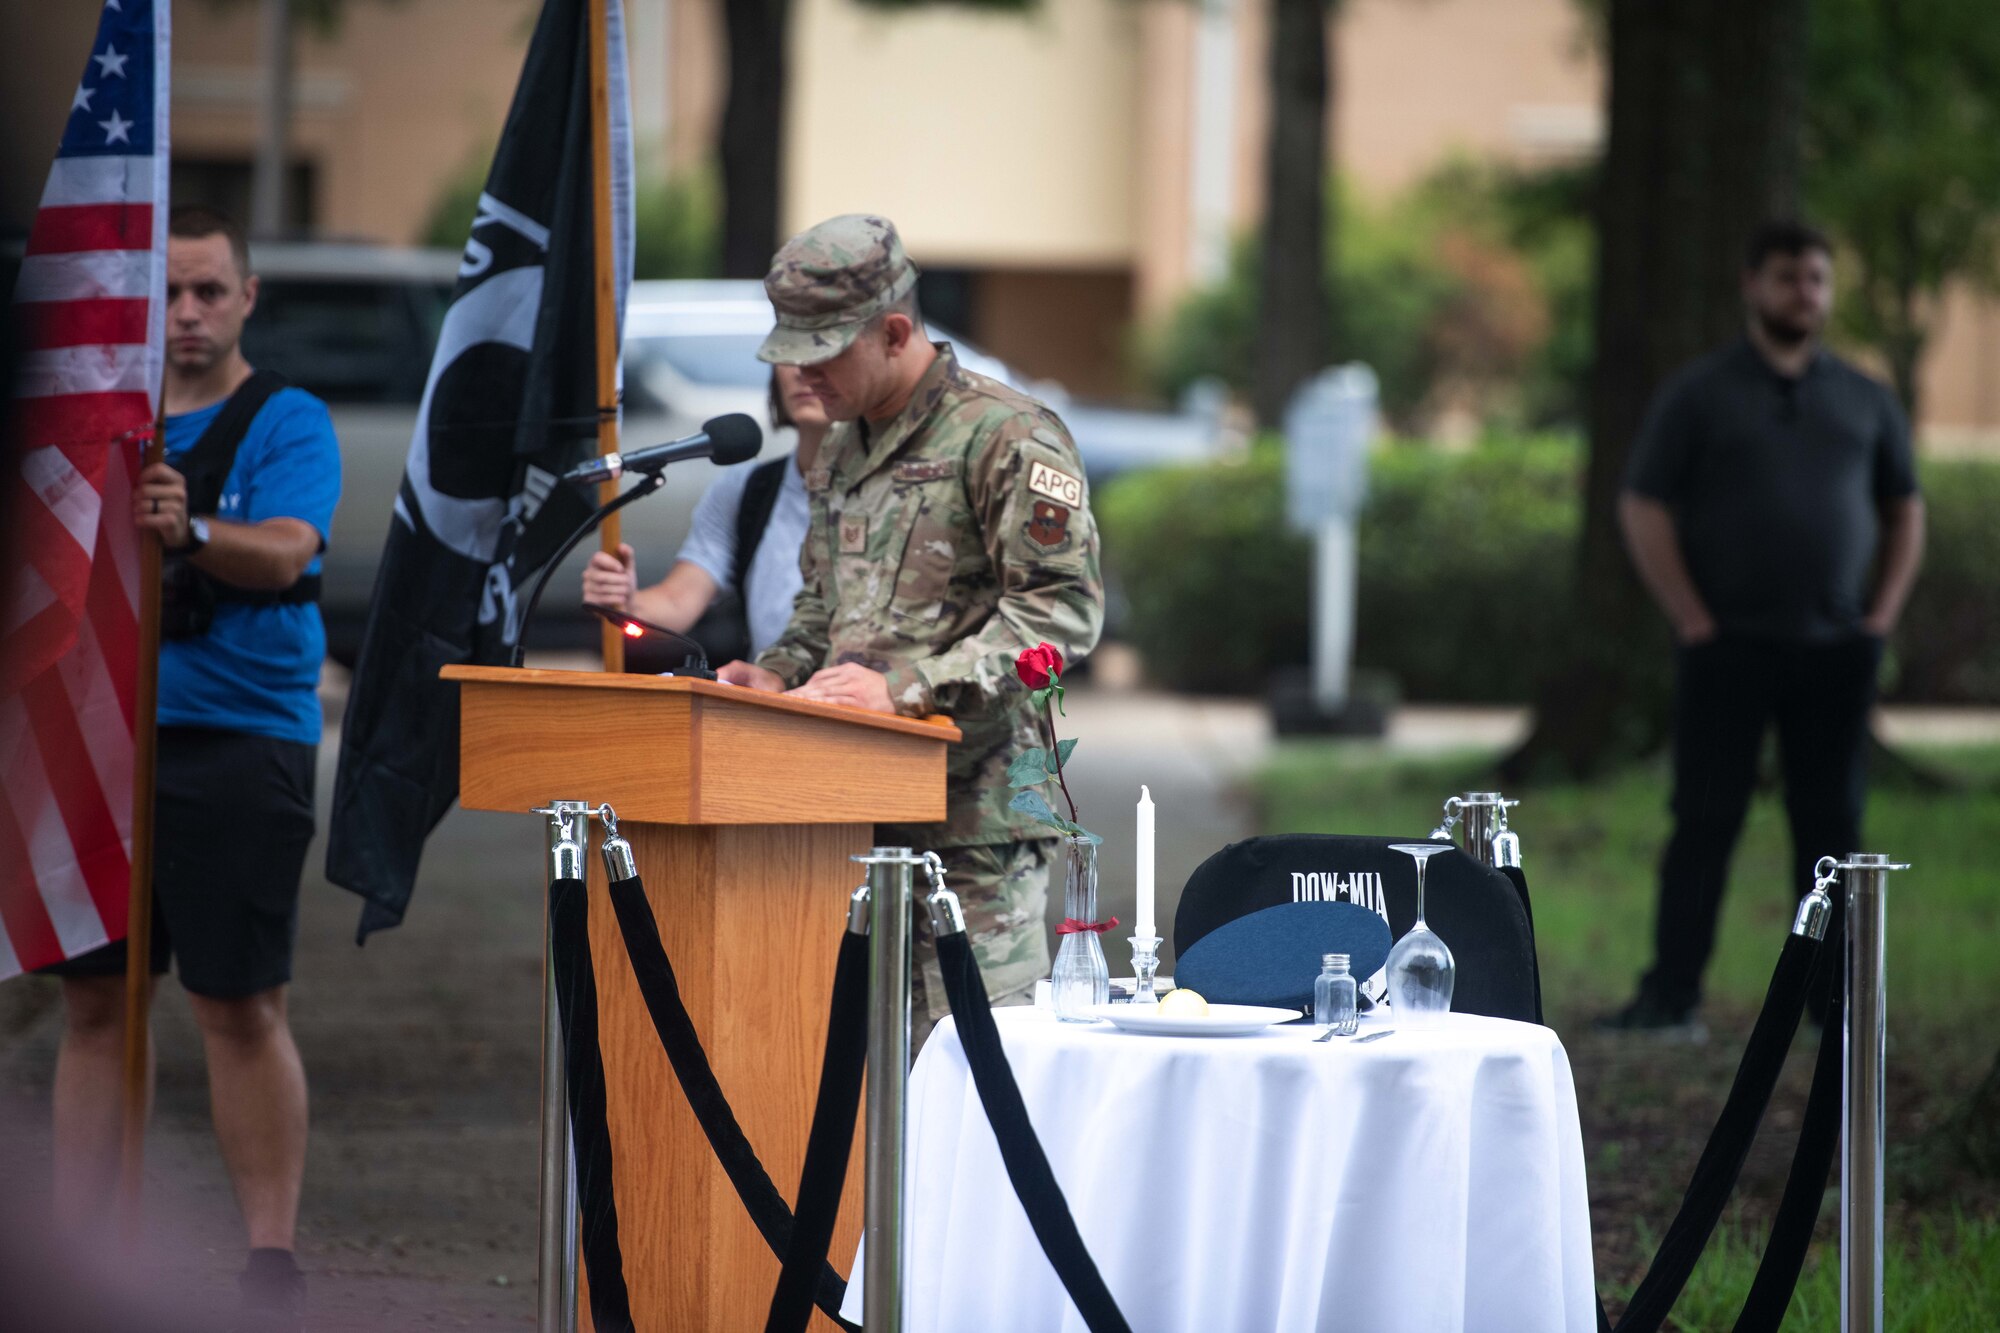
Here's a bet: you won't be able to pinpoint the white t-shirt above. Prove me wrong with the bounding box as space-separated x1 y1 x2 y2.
673 454 811 658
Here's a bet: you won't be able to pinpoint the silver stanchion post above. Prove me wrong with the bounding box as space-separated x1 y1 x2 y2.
1840 851 1907 1333
1433 791 1521 869
855 845 924 1333
533 801 590 1333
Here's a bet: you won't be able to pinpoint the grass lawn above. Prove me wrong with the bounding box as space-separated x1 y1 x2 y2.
1254 742 2000 1331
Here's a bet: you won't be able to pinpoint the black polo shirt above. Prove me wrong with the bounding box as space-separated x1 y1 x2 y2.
1624 337 1917 643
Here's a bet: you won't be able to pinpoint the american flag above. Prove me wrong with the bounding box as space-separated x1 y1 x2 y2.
0 0 169 979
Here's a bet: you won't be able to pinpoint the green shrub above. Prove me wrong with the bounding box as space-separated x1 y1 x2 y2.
1102 441 2000 704
1100 435 1579 698
1354 436 1580 700
1893 458 2000 703
1097 447 1310 693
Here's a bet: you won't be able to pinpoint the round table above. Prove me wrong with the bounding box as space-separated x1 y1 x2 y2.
840 1007 1597 1333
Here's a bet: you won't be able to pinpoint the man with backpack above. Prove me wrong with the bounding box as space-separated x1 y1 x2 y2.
43 206 339 1329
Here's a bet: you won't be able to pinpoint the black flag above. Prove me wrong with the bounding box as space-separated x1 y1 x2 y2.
326 0 632 940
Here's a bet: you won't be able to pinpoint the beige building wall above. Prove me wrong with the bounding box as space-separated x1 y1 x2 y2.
784 0 1144 268
6 0 1994 440
3 0 663 245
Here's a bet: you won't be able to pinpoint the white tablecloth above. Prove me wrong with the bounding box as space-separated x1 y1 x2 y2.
840 1008 1596 1333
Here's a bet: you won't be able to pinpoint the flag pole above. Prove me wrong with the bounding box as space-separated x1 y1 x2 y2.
587 0 623 674
119 410 165 1240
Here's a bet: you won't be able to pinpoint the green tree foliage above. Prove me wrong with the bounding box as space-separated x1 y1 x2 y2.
423 155 720 280
1145 167 1591 434
1806 0 2000 419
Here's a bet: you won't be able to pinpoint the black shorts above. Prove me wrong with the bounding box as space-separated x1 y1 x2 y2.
41 726 316 999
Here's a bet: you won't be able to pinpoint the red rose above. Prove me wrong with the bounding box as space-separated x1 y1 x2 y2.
1015 642 1065 689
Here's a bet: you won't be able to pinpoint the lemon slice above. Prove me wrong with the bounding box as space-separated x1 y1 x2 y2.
1158 987 1209 1017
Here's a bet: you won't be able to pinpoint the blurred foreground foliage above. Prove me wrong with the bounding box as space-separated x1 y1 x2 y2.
1101 439 2000 705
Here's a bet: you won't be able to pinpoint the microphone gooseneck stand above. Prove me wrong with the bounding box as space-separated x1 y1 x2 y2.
509 470 666 669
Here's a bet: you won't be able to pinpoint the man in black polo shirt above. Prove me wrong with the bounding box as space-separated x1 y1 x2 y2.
1600 221 1925 1034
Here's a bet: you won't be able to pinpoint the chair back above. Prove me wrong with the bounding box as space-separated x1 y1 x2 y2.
1174 834 1543 1024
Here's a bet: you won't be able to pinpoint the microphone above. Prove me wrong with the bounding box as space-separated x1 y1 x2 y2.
563 413 762 486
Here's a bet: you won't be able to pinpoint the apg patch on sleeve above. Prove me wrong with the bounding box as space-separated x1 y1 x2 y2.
1026 459 1083 507
1026 500 1071 548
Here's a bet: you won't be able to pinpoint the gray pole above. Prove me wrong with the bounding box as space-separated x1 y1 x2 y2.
535 802 589 1333
855 846 923 1333
1311 519 1357 712
250 0 293 237
1840 851 1907 1333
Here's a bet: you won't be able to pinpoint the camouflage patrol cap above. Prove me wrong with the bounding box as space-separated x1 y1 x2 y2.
757 214 920 366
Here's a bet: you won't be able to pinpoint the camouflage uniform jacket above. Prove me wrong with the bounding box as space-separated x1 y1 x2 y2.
756 344 1105 849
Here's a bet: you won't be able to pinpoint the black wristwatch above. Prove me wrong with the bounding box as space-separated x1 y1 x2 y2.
176 515 211 555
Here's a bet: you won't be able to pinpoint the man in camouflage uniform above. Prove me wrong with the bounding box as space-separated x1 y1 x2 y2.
716 215 1104 1037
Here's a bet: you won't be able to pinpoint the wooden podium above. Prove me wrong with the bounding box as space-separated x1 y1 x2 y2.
444 666 960 1332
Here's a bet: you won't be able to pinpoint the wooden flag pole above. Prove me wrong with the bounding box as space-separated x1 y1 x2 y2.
587 0 623 674
119 413 166 1240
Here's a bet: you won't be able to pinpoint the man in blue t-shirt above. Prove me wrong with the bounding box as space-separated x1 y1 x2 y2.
44 207 338 1325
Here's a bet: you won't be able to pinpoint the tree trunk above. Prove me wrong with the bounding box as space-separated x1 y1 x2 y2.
249 0 294 238
719 0 792 279
1886 233 1926 423
1251 0 1332 430
1506 0 1809 781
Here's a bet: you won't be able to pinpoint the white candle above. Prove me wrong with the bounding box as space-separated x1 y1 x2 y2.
1137 785 1156 942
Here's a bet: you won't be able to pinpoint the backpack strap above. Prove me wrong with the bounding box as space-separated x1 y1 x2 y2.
168 370 320 610
731 457 791 600
175 369 290 516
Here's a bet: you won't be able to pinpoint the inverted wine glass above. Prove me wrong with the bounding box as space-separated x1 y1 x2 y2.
1385 841 1456 1027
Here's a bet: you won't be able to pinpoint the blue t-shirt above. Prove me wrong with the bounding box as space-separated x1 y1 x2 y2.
157 386 341 745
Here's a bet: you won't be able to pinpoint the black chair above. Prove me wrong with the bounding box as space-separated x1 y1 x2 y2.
1174 834 1545 1024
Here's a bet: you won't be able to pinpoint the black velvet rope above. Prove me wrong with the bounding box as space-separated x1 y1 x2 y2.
1731 933 1847 1333
547 875 634 1332
602 874 859 1330
765 928 873 1333
1609 929 1822 1333
935 930 1134 1333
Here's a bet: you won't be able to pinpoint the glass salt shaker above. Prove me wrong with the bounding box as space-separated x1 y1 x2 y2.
1314 953 1359 1036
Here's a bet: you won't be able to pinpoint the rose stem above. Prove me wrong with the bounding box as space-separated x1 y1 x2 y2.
1044 703 1080 826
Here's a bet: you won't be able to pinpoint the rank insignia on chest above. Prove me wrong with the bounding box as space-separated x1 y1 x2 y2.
1026 500 1070 548
893 459 958 483
839 515 869 553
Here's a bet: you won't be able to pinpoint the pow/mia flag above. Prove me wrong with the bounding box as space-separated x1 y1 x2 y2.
327 0 632 941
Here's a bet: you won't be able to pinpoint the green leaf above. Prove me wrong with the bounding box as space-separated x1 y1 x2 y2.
1007 748 1050 788
1051 737 1078 769
1030 684 1056 710
1009 788 1062 830
1053 681 1067 716
1055 817 1103 846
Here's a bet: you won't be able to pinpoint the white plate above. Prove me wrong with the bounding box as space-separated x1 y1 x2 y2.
1089 1003 1301 1037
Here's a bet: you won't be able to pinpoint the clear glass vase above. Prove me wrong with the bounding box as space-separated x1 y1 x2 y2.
1049 836 1110 1022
